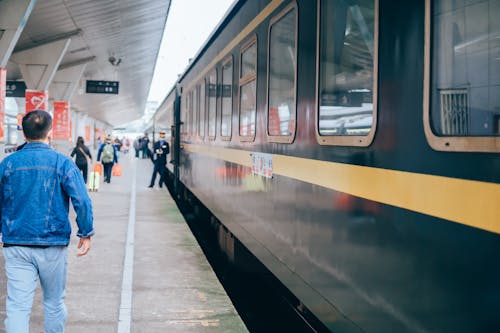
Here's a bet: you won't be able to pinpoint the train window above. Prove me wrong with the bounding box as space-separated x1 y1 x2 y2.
424 0 500 152
181 94 188 137
193 86 199 139
267 4 297 143
316 0 378 146
187 90 193 136
239 37 257 140
221 57 233 139
199 80 206 138
208 69 217 139
241 39 257 78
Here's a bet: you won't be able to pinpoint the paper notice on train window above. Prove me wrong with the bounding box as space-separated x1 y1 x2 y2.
252 152 273 179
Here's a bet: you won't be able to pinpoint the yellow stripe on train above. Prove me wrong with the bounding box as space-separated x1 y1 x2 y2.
186 144 500 235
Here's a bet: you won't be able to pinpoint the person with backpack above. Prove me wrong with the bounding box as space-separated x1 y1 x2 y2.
97 134 118 183
70 136 93 184
148 131 169 188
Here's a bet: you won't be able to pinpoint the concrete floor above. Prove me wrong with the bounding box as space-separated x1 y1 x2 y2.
0 153 248 333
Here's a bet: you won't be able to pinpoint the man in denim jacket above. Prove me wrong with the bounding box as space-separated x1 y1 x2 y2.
0 110 94 333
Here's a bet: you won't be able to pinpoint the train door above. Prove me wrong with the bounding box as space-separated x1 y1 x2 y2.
171 87 181 194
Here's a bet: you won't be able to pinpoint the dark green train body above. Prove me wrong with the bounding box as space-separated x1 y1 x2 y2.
153 0 500 331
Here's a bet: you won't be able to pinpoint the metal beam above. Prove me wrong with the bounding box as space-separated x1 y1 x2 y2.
13 29 81 53
11 38 71 91
0 0 37 67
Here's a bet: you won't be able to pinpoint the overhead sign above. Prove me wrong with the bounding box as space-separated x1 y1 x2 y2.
6 81 27 97
52 101 70 139
86 80 119 94
26 90 48 112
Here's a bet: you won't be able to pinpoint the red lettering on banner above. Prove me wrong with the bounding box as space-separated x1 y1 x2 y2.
26 90 48 112
0 68 6 141
53 101 70 139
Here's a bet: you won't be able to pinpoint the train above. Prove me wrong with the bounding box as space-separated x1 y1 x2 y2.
152 0 500 332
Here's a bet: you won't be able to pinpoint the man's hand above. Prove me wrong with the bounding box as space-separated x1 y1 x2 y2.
77 237 91 257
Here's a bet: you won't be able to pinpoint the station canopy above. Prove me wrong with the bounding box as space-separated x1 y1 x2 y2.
6 0 171 126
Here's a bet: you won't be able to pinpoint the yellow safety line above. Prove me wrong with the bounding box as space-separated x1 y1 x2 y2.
186 144 500 234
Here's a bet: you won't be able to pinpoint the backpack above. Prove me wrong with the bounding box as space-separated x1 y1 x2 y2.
102 143 114 163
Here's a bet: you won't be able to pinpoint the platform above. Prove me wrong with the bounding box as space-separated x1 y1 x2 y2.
0 152 248 333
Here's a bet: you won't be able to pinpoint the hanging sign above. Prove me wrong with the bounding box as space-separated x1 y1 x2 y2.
6 81 26 97
0 68 6 141
86 80 119 94
52 101 70 139
26 90 48 112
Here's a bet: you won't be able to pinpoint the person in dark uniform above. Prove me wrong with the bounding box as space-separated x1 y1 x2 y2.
148 131 169 188
70 136 93 183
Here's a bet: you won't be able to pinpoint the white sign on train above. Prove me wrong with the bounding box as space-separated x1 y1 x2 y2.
252 152 273 179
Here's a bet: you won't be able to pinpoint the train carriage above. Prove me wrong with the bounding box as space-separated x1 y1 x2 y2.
155 0 500 332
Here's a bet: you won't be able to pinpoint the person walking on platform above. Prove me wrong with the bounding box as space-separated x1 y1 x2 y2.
71 136 93 184
97 134 118 183
149 131 169 188
0 110 94 333
141 134 150 159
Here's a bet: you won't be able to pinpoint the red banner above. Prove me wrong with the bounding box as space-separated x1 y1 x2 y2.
26 90 48 112
85 125 91 142
0 68 6 141
52 101 70 139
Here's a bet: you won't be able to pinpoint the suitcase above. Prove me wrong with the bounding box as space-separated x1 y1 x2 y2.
88 171 100 192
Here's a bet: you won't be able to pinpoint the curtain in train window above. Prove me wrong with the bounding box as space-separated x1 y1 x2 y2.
318 0 375 136
221 59 233 138
431 0 500 136
268 8 297 137
240 41 257 138
208 70 217 138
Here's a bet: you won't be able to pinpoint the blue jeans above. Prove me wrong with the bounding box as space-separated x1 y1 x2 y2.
3 246 68 333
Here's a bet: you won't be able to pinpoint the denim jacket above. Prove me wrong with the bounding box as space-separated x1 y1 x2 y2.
0 142 94 246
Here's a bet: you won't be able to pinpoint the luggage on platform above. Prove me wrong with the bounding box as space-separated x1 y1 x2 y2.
88 172 100 192
93 163 103 175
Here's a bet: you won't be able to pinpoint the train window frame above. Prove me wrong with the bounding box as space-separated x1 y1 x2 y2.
315 0 379 147
193 84 199 140
239 35 258 142
220 55 234 141
266 2 298 144
423 0 500 152
198 79 206 139
208 68 218 141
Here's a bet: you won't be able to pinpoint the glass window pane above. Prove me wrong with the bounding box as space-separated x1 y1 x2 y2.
240 80 257 137
193 86 199 137
318 0 375 136
241 42 257 78
199 82 205 137
208 70 217 137
431 0 500 136
221 60 233 137
268 8 297 137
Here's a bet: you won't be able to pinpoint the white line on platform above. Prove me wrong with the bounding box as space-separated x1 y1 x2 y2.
118 159 137 333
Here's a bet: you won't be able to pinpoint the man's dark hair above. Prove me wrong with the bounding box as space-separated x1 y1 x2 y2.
22 110 53 140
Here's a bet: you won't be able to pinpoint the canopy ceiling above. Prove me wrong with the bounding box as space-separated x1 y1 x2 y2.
6 0 171 126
